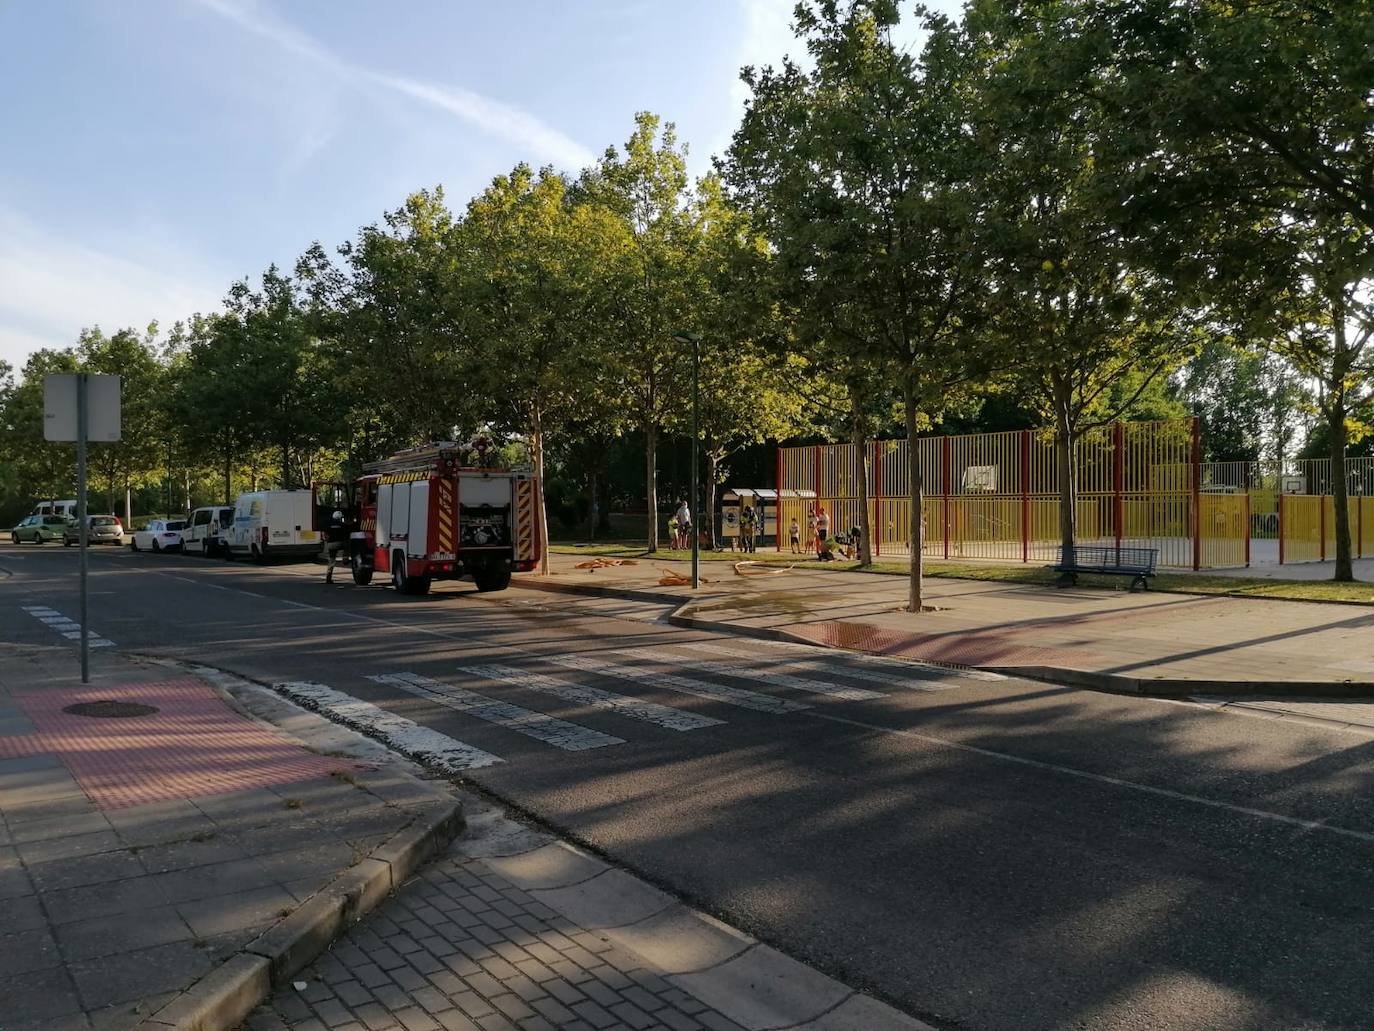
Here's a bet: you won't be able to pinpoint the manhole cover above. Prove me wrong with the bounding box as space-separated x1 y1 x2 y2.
62 700 159 719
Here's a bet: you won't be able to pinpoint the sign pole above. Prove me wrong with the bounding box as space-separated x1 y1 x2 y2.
77 373 90 683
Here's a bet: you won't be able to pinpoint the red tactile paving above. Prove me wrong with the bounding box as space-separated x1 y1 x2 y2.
789 620 1095 669
0 678 356 809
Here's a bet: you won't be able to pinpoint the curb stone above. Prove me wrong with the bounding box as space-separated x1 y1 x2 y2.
134 801 462 1031
456 803 933 1031
124 665 468 1031
519 577 1374 700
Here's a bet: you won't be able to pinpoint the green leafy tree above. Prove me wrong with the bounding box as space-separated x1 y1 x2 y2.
459 163 625 573
967 0 1199 564
577 113 694 552
74 326 166 513
727 0 992 610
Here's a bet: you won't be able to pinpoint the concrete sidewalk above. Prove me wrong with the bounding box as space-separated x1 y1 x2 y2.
0 644 461 1031
525 553 1374 693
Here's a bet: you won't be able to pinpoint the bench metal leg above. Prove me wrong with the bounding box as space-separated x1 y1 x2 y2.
1130 575 1147 592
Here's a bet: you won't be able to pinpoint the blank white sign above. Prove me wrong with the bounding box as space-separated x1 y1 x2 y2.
43 374 121 442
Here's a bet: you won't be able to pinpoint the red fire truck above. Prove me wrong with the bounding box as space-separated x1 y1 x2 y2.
347 442 540 595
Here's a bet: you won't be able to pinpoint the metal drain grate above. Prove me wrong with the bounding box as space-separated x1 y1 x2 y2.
62 700 160 719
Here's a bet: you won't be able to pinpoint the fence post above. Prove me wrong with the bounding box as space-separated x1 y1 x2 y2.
1020 429 1030 563
942 436 951 561
873 440 882 557
1113 421 1124 563
776 448 784 554
1320 496 1327 562
1191 417 1202 571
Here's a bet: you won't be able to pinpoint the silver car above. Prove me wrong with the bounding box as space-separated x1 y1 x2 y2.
64 514 125 546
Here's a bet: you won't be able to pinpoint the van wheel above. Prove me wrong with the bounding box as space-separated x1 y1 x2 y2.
473 566 512 592
130 540 139 551
351 550 373 586
64 538 73 548
202 540 210 557
251 544 266 564
10 533 18 544
152 540 161 553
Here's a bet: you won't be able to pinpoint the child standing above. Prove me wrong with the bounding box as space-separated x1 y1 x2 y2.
788 516 801 554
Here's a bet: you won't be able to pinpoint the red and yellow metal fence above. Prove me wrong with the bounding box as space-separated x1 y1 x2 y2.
778 418 1255 569
778 420 1374 569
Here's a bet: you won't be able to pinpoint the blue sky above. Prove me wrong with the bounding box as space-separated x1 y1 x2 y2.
0 0 956 374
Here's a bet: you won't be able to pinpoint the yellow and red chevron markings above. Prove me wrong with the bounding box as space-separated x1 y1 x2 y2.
516 480 535 561
437 481 455 554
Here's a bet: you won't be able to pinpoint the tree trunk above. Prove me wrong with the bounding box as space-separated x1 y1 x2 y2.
1053 375 1077 570
587 473 598 540
853 403 872 566
531 409 551 576
903 379 923 612
224 451 233 504
1328 398 1352 581
645 423 659 552
281 442 291 490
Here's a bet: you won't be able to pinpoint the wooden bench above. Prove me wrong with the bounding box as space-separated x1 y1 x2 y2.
1052 545 1158 592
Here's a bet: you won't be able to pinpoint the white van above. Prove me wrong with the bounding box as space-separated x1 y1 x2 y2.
225 490 320 562
183 505 236 556
32 499 78 520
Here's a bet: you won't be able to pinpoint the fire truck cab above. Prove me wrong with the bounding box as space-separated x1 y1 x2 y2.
349 442 540 595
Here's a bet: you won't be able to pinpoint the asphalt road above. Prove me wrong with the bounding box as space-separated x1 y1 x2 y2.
4 541 1373 1031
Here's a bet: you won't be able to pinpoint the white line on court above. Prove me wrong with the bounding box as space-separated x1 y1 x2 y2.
370 672 624 751
458 663 723 733
548 652 810 715
272 679 503 771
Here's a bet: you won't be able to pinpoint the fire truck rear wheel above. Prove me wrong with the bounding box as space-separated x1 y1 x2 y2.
351 551 373 586
408 576 432 596
473 565 512 592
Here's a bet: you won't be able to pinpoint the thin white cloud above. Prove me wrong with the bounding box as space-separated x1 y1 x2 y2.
191 0 595 170
0 210 225 374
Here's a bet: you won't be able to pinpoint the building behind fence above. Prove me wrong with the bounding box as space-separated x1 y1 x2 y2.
776 418 1373 569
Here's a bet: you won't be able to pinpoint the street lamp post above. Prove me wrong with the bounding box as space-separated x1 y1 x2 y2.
672 331 701 589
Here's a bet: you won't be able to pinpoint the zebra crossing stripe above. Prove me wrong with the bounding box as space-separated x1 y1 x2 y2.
370 672 624 751
678 641 955 693
751 636 1002 682
549 653 810 715
458 663 723 733
272 680 503 771
22 606 114 649
666 644 883 701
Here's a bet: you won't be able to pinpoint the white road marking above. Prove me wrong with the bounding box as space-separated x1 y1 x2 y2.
21 606 114 648
272 679 503 771
549 653 810 715
370 672 624 751
458 663 723 733
680 641 957 693
811 710 1374 846
666 644 884 701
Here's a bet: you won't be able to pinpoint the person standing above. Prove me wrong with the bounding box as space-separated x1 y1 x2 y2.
323 509 348 584
788 516 801 554
675 499 692 550
741 504 757 553
815 504 830 557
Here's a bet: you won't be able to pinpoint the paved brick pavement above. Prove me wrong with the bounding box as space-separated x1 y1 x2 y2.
247 848 748 1031
0 646 455 1031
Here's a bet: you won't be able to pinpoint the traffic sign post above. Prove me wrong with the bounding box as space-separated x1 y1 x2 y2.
44 373 120 683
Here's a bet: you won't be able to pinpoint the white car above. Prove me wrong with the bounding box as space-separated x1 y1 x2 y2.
131 518 187 553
